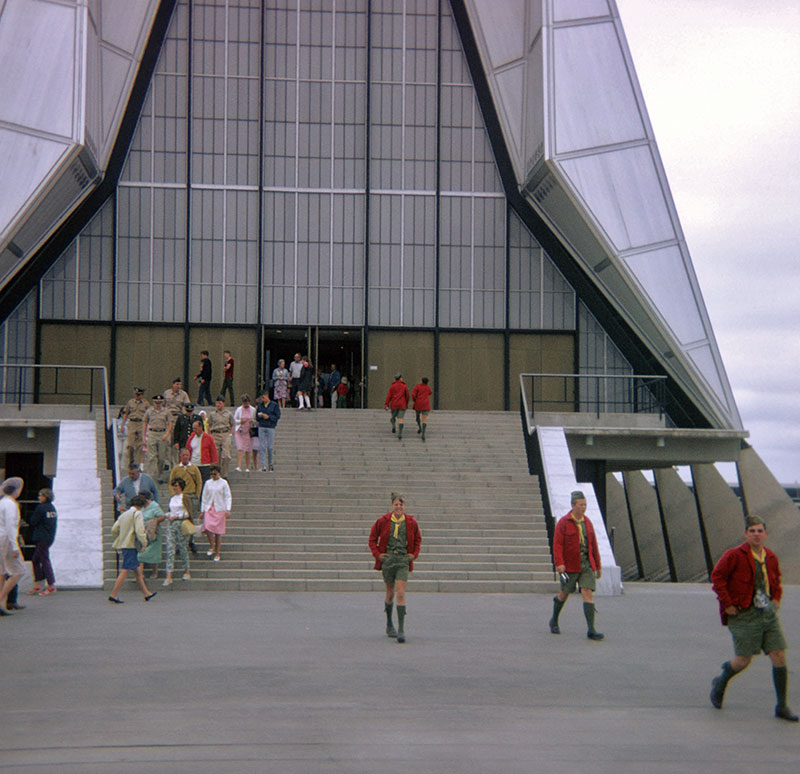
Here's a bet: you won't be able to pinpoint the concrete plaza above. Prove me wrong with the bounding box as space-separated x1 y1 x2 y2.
1 584 799 773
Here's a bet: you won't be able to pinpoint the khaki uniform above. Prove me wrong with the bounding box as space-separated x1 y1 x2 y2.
207 408 234 477
144 405 174 482
164 388 191 418
122 397 150 466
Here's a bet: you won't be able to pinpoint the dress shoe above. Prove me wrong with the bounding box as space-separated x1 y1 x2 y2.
7 602 25 610
108 596 124 604
587 631 605 641
775 705 799 722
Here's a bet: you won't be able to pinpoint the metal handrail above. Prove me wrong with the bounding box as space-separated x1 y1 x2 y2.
0 363 117 482
0 362 111 427
519 372 668 424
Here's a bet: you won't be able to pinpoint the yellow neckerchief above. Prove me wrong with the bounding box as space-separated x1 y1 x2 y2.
571 512 586 546
751 547 770 598
391 514 406 539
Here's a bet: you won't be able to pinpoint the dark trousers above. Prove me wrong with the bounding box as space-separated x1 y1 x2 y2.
197 381 212 406
221 378 235 405
32 542 56 586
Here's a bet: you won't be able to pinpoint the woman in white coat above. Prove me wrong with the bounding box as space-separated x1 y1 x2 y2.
201 465 232 561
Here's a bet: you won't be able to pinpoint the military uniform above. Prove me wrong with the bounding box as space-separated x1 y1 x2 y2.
144 400 174 483
164 386 191 419
122 394 150 467
207 406 234 477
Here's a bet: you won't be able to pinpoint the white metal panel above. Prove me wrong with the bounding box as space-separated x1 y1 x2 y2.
98 0 154 55
559 146 674 251
469 0 525 68
0 0 79 138
552 22 644 153
622 246 705 346
553 0 610 22
0 130 71 236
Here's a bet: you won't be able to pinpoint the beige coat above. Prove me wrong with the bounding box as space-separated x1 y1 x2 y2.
111 507 148 550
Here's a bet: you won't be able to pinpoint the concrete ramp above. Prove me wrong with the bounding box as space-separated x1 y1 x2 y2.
535 426 622 595
50 420 105 587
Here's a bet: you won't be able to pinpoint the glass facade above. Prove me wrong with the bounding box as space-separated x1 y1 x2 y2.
1 0 644 412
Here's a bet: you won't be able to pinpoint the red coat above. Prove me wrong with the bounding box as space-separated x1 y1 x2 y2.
552 513 601 574
186 432 219 464
711 541 782 625
369 513 422 572
411 383 432 411
384 380 409 409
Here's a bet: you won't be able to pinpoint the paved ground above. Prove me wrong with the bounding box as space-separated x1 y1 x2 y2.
1 584 799 773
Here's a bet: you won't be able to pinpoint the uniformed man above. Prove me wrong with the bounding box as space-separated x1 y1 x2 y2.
207 396 234 477
164 378 191 420
121 388 150 468
143 394 174 483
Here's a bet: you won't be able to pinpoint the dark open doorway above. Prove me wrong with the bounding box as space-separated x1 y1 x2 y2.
262 327 362 408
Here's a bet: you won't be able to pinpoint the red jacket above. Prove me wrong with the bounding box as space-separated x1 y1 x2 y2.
411 383 432 411
369 513 422 572
384 380 409 410
711 541 782 625
186 432 219 464
552 512 601 574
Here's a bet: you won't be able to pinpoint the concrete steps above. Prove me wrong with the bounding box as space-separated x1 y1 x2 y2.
104 409 557 593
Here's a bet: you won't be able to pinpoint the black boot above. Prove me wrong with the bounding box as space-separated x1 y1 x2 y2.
385 602 397 638
710 661 736 709
773 666 799 721
549 596 565 634
396 605 406 643
584 602 604 640
397 424 403 440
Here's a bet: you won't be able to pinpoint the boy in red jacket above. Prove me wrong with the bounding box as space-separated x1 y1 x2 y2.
411 377 432 441
384 374 410 439
548 490 604 640
709 516 797 721
368 493 422 643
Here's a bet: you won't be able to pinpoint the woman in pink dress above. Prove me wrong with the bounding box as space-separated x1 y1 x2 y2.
233 394 255 472
200 465 233 561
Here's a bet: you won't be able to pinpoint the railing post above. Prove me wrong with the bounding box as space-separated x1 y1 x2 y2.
89 369 94 413
17 365 23 410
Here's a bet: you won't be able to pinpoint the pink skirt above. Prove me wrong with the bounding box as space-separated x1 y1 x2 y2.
203 504 229 535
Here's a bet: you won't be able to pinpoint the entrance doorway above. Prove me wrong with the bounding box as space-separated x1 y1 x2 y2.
262 327 363 408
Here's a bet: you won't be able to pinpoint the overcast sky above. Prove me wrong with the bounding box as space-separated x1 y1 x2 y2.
614 0 800 484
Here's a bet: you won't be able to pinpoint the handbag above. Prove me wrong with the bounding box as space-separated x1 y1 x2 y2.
181 518 196 537
249 424 259 438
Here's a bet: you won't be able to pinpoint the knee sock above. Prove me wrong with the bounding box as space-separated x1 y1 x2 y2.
385 602 397 636
550 596 565 628
583 601 598 633
774 665 790 708
397 605 406 635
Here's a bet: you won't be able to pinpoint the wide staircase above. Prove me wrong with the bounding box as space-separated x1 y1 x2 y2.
103 409 557 592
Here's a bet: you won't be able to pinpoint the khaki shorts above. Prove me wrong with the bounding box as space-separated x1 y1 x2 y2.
561 562 597 594
727 604 787 656
390 409 406 421
382 553 410 584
